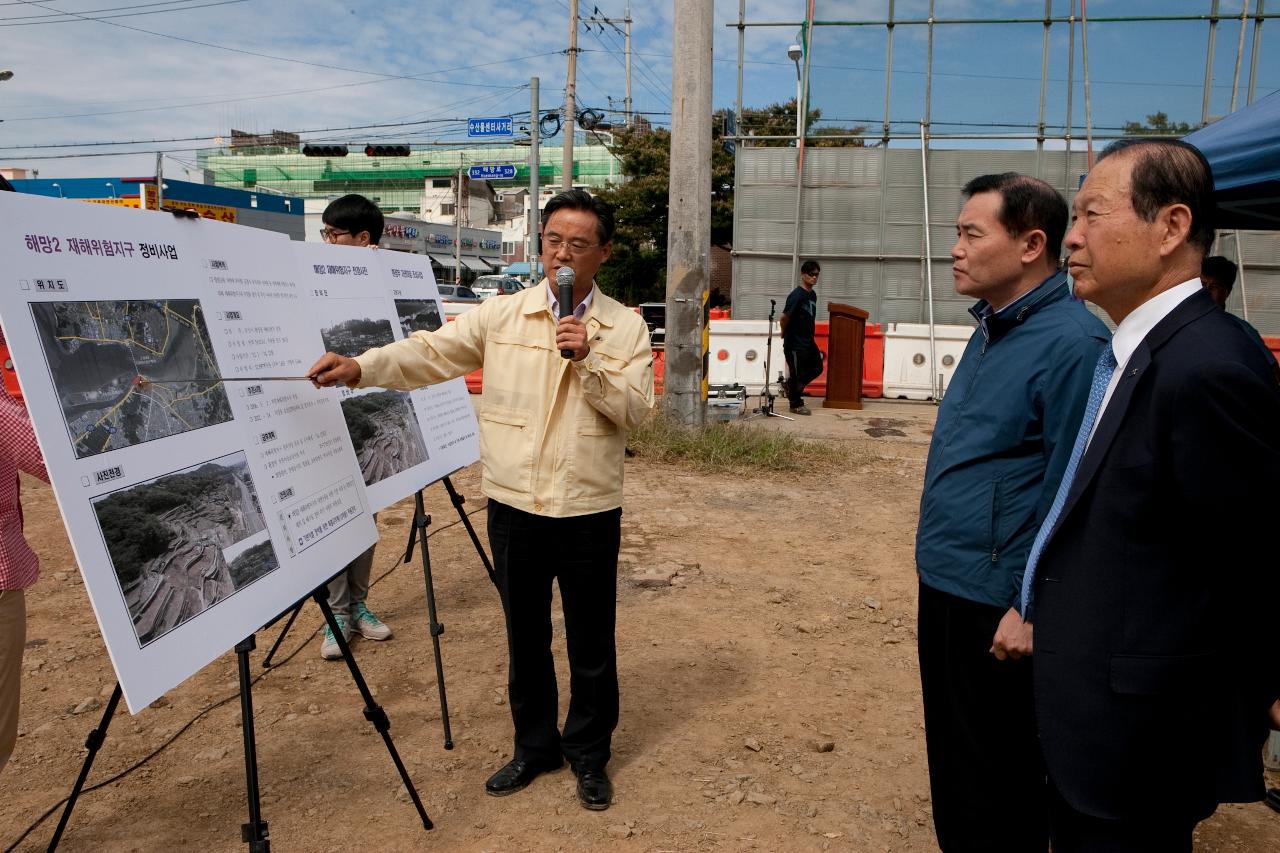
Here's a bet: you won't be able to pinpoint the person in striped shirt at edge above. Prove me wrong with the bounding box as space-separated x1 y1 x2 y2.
0 316 52 775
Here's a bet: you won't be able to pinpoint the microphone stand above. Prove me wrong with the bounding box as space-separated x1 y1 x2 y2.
748 299 793 421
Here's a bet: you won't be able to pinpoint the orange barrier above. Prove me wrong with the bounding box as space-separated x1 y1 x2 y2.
1 341 21 401
863 323 885 398
453 311 886 399
1266 336 1280 368
807 321 884 399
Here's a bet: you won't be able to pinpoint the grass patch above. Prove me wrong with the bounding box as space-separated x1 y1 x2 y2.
627 411 852 475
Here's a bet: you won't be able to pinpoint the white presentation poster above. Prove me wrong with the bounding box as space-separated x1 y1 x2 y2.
0 192 377 713
298 244 479 511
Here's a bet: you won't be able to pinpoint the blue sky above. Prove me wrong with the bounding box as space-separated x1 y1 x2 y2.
1 1 1276 179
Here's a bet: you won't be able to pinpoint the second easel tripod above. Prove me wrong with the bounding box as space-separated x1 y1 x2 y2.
260 474 494 749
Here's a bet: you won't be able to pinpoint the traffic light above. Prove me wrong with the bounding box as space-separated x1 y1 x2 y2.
301 144 348 157
364 144 410 157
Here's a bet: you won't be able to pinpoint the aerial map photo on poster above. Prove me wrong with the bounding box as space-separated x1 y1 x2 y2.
31 298 232 458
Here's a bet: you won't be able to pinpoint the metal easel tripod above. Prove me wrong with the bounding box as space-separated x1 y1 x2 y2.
45 589 433 852
259 475 493 751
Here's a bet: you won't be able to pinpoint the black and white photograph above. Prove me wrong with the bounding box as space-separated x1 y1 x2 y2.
320 316 395 358
340 390 430 486
91 451 280 646
394 298 444 336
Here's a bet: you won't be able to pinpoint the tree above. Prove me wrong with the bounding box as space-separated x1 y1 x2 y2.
594 100 864 304
1123 111 1193 136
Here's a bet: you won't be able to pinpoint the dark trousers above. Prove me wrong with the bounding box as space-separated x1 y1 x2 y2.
917 581 1048 853
1048 783 1196 853
487 500 621 770
784 342 823 407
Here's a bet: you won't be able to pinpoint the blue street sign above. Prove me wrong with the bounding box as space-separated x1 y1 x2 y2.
468 164 518 180
467 117 513 137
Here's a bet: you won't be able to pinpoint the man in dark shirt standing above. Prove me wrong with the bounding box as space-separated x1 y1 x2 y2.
780 259 823 415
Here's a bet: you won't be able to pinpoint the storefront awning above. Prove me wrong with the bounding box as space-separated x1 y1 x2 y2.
426 253 490 272
480 257 503 271
504 262 543 277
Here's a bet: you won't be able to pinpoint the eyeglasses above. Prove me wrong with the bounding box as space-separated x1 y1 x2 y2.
320 227 351 243
543 234 600 254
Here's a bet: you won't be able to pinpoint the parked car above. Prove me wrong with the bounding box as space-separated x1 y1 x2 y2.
471 275 526 300
437 284 481 300
437 283 482 318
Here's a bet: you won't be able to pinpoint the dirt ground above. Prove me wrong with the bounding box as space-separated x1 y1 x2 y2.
3 399 1277 852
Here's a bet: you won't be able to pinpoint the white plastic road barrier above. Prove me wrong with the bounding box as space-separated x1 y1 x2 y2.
882 323 973 400
707 319 781 395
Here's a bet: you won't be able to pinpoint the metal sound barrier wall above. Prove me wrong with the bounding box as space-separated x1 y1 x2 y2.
731 146 1280 336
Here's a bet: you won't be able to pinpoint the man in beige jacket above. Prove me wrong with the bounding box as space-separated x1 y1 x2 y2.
309 188 653 811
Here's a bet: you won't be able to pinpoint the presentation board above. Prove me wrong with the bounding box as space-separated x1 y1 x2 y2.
0 192 480 712
297 244 478 511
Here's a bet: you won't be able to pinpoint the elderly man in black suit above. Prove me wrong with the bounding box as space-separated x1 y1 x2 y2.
1019 138 1280 852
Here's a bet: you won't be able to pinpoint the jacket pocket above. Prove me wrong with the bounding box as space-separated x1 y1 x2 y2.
578 412 617 436
1109 653 1213 696
477 405 533 494
988 477 1004 563
566 411 623 501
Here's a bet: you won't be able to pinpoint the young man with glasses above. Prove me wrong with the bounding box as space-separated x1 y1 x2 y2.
316 194 395 659
308 188 654 811
779 259 824 415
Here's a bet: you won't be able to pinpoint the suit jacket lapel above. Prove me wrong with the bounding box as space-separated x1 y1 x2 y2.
1045 288 1218 543
1046 342 1150 543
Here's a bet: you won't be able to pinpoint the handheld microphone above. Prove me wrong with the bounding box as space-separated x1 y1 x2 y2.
556 266 576 359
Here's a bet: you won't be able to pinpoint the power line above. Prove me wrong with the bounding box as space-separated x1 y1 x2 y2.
2 0 248 25
595 20 670 102
2 0 249 25
0 106 674 159
2 54 555 123
0 116 510 151
7 0 482 79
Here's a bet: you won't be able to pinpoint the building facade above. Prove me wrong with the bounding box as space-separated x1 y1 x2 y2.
195 138 619 213
9 176 304 240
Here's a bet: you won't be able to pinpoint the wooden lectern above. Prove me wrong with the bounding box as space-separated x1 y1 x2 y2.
824 302 869 410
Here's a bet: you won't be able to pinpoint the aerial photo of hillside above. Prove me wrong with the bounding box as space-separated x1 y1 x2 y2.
92 451 279 646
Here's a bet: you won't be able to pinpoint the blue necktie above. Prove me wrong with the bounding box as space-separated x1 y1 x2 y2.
1020 344 1117 619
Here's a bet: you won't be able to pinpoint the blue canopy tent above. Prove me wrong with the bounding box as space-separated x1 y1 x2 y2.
1184 91 1280 231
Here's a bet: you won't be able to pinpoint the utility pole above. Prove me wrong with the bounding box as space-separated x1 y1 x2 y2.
529 76 541 280
664 0 712 427
563 0 579 192
625 4 632 127
583 5 633 127
454 163 464 285
155 152 164 209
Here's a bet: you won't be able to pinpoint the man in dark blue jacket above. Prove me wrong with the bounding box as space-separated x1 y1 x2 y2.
915 173 1110 852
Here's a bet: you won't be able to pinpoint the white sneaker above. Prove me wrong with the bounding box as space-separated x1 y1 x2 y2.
320 613 352 660
353 602 392 641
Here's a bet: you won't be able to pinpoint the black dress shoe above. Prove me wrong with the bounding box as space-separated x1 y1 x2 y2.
574 767 612 810
484 757 561 797
1266 788 1280 814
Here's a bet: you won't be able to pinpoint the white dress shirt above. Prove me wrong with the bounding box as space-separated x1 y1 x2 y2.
547 281 595 319
1086 278 1204 448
